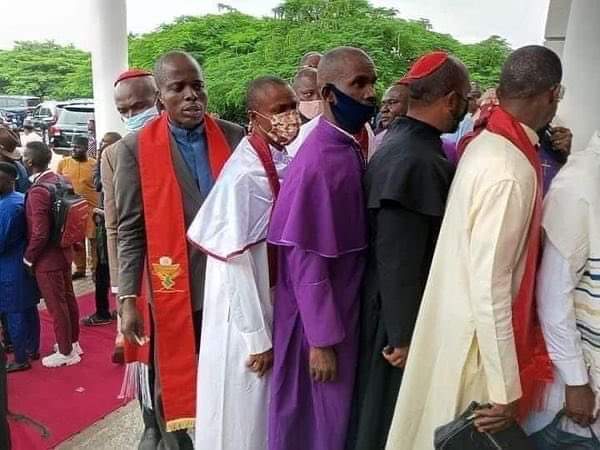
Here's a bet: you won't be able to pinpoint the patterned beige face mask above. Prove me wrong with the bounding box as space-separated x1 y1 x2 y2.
253 109 301 146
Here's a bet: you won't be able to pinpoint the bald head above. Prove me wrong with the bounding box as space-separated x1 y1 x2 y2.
300 52 322 69
100 132 122 149
317 47 376 89
114 75 157 118
407 56 470 105
498 45 562 99
154 51 202 89
247 76 293 112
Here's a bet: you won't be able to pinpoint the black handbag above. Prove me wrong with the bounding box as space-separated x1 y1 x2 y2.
434 402 535 449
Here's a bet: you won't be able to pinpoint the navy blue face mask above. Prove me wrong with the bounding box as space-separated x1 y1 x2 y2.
325 84 376 134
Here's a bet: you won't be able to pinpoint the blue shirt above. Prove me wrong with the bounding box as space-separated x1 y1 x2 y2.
13 160 31 193
0 191 39 312
169 121 214 196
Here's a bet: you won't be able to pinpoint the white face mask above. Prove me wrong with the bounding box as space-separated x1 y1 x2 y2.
122 106 159 133
298 100 323 120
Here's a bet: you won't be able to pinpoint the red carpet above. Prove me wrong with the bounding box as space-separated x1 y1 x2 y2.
8 293 128 449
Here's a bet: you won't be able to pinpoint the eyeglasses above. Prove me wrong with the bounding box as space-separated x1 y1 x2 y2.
555 84 566 102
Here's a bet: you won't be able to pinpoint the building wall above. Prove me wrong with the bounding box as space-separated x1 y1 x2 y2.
544 0 572 58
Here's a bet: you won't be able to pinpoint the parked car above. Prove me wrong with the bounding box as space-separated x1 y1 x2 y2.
49 103 94 154
0 110 18 131
30 101 61 130
0 95 41 129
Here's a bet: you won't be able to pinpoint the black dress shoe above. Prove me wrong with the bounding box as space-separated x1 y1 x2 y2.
6 361 31 373
138 427 161 450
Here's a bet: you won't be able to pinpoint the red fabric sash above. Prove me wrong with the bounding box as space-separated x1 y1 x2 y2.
248 133 280 286
126 113 231 431
459 106 553 418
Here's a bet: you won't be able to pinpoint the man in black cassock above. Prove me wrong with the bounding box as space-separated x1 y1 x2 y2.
345 52 470 450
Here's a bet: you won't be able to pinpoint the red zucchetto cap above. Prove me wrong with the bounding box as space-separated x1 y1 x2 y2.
398 51 449 85
114 69 153 87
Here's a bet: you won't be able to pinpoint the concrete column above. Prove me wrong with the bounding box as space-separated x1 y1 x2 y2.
559 0 600 151
89 0 128 140
544 0 572 58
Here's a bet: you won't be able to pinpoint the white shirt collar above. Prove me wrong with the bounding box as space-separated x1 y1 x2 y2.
321 117 360 145
520 122 540 146
30 169 52 184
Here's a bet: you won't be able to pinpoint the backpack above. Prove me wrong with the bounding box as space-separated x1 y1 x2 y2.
38 182 89 248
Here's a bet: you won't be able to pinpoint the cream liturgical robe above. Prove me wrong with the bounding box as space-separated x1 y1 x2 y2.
385 126 539 450
187 137 291 450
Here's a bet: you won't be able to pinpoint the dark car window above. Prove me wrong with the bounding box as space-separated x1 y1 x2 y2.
57 109 94 126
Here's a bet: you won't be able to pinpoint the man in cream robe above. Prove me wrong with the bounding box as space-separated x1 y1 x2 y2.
385 45 563 449
187 76 298 450
526 131 600 443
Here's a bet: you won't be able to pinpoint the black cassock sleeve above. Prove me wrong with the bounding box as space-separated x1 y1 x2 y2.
376 201 431 348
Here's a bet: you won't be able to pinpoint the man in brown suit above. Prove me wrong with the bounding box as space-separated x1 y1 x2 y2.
115 52 244 449
101 69 161 449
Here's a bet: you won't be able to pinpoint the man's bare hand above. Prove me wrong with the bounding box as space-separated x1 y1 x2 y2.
550 126 573 155
474 401 518 433
309 347 337 383
565 384 597 427
382 346 409 368
119 298 145 345
247 349 273 378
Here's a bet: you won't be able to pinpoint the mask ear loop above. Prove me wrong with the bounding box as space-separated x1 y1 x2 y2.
249 110 274 138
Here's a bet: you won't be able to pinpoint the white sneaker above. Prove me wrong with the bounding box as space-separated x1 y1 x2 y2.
53 342 84 356
42 350 81 368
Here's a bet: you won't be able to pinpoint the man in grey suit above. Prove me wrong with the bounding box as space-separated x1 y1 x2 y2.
114 51 244 449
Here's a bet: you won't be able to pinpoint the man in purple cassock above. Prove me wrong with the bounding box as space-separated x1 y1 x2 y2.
267 47 377 450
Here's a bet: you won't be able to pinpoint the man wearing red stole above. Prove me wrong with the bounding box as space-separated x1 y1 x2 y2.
114 51 244 448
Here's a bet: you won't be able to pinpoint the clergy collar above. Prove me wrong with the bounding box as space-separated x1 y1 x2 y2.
320 117 360 145
399 115 443 136
520 122 540 147
168 119 205 139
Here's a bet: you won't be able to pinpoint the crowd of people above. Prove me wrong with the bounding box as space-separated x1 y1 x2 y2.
0 40 596 450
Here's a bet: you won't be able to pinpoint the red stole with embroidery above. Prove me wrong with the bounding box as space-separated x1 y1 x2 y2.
130 113 231 431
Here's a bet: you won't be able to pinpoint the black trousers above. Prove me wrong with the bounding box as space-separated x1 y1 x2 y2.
147 309 202 449
1 315 12 347
94 262 111 318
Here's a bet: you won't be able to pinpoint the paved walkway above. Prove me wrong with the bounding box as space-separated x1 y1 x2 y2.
57 402 142 449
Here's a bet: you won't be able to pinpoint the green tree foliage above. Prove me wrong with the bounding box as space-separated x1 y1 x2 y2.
0 0 511 121
0 41 92 99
